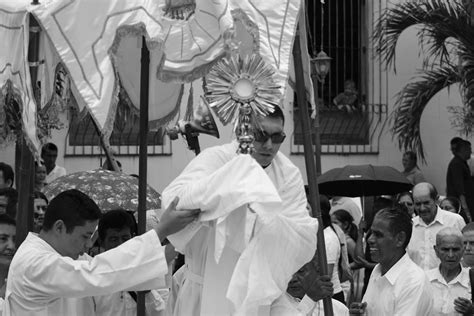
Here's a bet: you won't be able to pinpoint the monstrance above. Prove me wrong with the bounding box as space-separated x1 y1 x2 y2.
204 54 281 154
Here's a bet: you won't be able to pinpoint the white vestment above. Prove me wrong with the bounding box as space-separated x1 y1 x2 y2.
5 231 168 316
162 142 318 315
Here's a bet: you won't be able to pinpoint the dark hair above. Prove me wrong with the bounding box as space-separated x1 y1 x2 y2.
0 163 14 187
396 191 413 202
450 137 464 152
426 183 438 200
42 189 102 233
98 210 137 241
33 191 48 203
0 214 16 227
333 209 358 241
403 151 418 166
375 207 413 248
266 105 285 126
0 187 18 218
319 195 332 228
41 142 58 155
440 196 461 212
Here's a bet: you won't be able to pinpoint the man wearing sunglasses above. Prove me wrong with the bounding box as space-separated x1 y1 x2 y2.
163 105 317 315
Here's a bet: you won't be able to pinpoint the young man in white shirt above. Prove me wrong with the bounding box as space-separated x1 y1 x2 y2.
408 182 465 270
351 207 433 315
94 210 168 316
41 143 66 184
5 189 199 316
426 227 474 315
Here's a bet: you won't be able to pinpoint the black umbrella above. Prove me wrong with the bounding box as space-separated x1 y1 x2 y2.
317 164 412 197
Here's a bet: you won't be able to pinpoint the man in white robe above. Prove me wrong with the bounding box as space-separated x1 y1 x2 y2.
4 189 199 316
163 106 318 315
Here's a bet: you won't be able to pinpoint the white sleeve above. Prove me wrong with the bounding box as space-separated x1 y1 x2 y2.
324 229 339 264
22 231 168 301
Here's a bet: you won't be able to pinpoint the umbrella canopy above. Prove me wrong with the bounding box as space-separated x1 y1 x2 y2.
317 164 412 197
43 169 161 212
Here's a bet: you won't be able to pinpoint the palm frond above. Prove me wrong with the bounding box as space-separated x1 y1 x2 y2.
459 46 474 112
374 0 472 72
392 64 460 161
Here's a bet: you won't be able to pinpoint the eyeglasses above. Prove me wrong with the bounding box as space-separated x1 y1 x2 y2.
254 130 286 144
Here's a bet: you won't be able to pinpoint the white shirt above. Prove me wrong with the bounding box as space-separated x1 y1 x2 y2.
426 266 471 316
363 253 433 316
408 208 465 270
324 227 342 294
45 165 66 184
94 289 169 316
4 231 168 316
162 142 318 315
274 294 349 316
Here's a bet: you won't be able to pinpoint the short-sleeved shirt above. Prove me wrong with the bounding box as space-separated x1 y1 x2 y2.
324 227 342 294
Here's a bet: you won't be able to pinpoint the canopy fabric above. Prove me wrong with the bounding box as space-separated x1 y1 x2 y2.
0 2 39 153
0 0 306 154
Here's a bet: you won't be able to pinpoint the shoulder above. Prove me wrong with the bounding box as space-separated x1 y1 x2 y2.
441 209 465 225
272 152 303 182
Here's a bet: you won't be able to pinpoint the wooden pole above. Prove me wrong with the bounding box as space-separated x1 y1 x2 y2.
293 31 333 315
16 13 41 245
136 35 150 316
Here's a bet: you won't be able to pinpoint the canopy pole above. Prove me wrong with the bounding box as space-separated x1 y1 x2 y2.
136 35 150 316
16 13 41 245
293 28 334 316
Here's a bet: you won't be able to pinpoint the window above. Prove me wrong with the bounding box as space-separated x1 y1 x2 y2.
291 0 388 155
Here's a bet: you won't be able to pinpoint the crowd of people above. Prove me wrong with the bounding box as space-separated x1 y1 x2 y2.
1 108 474 315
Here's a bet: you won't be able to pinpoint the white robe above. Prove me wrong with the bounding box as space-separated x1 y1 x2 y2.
162 142 318 315
4 231 168 316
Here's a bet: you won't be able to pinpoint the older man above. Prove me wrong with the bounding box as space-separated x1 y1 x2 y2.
162 106 318 315
462 223 474 268
407 182 465 270
350 207 433 315
426 227 474 315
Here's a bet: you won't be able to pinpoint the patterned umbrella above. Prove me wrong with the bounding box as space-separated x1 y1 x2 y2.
43 169 161 212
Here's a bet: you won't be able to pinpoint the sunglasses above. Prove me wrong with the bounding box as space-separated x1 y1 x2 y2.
254 130 286 144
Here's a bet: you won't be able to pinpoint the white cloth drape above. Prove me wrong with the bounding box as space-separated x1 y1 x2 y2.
162 142 318 315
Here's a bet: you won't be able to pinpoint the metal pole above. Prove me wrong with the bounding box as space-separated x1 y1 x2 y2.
293 31 333 315
136 35 150 316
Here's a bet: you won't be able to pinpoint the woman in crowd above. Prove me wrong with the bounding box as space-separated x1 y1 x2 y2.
401 151 425 185
320 195 346 304
331 209 358 262
396 191 415 217
439 196 469 223
0 214 16 313
33 191 48 233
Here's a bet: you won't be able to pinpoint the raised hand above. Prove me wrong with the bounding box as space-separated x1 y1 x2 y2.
155 197 200 242
349 302 367 315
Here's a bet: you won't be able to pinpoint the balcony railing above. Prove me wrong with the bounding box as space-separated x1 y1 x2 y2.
291 103 388 155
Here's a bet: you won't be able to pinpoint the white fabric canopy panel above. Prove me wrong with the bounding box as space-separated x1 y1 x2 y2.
0 0 308 154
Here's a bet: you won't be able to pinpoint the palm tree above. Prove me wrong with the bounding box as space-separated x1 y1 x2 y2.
373 0 474 160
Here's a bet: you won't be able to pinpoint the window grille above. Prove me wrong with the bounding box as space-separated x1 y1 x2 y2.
292 0 389 155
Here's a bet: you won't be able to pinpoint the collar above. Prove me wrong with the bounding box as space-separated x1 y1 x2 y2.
374 252 411 285
428 266 470 288
413 206 445 227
